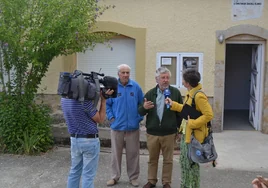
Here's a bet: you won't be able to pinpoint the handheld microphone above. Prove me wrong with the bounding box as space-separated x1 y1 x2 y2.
163 88 171 109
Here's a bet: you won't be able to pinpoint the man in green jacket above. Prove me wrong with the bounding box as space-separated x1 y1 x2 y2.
138 67 183 188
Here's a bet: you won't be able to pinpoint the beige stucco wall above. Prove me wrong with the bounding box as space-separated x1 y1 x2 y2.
96 0 268 96
40 0 268 96
38 57 63 94
37 0 268 133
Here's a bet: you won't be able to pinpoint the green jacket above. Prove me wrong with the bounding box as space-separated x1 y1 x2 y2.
138 85 183 136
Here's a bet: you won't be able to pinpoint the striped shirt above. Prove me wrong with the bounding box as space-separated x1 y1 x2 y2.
61 98 98 135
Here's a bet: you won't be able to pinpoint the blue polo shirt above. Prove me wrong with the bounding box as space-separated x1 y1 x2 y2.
61 98 98 135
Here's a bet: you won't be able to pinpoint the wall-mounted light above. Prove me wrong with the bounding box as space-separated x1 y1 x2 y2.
217 34 225 44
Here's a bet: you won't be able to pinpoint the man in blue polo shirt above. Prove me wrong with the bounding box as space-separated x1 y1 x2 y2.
61 89 113 188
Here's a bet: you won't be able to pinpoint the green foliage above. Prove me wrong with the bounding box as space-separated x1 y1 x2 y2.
0 0 114 97
0 136 6 153
0 93 53 154
17 129 41 155
0 0 114 154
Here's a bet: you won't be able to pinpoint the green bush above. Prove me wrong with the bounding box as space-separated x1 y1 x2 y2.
0 93 53 154
0 0 114 154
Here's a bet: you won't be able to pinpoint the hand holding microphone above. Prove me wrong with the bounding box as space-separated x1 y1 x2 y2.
165 97 173 107
163 88 171 109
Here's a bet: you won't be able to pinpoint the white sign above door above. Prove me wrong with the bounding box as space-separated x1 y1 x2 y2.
232 0 264 21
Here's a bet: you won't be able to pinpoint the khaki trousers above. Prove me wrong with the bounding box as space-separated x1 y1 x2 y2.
146 133 176 185
110 129 140 181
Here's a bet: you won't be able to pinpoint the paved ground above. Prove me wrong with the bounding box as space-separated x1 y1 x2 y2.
0 130 268 188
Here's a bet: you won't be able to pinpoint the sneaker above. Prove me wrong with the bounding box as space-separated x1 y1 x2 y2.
143 182 156 188
163 183 171 188
130 179 139 187
106 179 117 186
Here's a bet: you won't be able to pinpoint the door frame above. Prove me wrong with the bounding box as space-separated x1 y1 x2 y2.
224 41 265 131
214 25 268 133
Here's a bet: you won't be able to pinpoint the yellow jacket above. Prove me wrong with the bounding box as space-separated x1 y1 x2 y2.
170 84 213 143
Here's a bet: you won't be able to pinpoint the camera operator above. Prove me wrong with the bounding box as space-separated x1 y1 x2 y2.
61 89 114 188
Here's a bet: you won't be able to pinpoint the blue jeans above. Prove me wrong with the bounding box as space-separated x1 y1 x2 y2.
67 137 100 188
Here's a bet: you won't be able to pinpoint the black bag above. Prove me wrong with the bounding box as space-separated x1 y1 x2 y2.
184 90 218 167
180 103 202 120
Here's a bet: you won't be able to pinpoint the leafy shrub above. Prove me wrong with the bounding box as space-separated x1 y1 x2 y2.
0 93 53 154
0 0 114 154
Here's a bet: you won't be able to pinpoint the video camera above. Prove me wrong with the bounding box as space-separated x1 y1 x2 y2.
57 70 118 102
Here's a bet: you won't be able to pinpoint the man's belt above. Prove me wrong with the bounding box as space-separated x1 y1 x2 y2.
70 134 99 138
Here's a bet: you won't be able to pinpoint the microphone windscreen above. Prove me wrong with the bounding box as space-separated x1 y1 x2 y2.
163 88 171 97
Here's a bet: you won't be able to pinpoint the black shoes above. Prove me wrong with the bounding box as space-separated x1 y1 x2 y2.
143 182 156 188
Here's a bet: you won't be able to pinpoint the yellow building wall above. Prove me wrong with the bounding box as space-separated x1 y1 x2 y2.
38 57 63 94
97 0 268 96
40 0 268 96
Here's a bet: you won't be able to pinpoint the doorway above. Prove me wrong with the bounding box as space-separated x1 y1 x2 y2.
223 43 263 130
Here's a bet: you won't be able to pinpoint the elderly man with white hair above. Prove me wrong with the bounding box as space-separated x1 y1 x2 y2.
106 64 144 187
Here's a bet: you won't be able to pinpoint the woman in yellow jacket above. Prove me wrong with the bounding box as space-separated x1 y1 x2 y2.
165 68 213 188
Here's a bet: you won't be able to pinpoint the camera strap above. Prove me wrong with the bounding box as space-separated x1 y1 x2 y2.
77 74 85 102
82 77 100 120
93 77 100 109
77 71 99 110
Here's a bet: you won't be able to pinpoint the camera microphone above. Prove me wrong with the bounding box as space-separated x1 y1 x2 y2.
163 88 171 109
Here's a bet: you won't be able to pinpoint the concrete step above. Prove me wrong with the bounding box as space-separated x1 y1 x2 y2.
51 124 180 150
52 125 148 148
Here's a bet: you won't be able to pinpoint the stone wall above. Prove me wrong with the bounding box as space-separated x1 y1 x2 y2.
35 94 217 148
38 94 214 130
262 61 268 134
